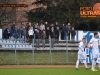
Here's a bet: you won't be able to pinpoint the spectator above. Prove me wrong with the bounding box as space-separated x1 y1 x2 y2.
55 27 59 44
34 23 39 35
49 24 54 31
28 26 34 44
54 22 58 32
13 26 19 39
50 26 55 48
46 27 50 39
45 21 48 30
35 30 40 48
21 26 26 43
11 21 16 35
19 22 25 38
3 28 10 39
39 27 43 39
60 24 66 40
71 27 76 42
26 22 31 39
40 23 45 31
41 30 46 48
66 23 71 40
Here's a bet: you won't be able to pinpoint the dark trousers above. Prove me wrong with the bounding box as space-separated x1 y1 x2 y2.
67 31 70 40
29 35 33 44
46 34 49 39
51 38 55 48
61 31 64 40
55 36 59 44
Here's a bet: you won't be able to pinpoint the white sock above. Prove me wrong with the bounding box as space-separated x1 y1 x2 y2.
76 60 79 68
92 60 96 69
83 60 87 68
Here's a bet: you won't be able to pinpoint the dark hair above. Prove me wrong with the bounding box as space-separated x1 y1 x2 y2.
82 38 85 40
94 32 98 36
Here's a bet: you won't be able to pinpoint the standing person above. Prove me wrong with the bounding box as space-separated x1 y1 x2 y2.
49 24 54 31
46 27 50 39
71 27 76 42
21 26 26 43
19 22 25 38
50 26 55 48
40 23 45 31
41 30 46 48
33 23 39 44
34 23 39 37
3 28 10 39
26 22 30 39
45 21 48 30
76 38 89 70
35 30 40 48
60 24 66 40
54 22 58 32
66 23 71 40
55 27 59 44
28 26 34 44
88 32 100 71
46 27 50 43
13 25 19 39
11 21 16 35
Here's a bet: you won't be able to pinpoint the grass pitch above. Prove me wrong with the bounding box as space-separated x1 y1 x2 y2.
0 68 99 75
0 51 77 65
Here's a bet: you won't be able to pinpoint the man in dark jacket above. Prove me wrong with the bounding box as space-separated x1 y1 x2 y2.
13 27 19 39
46 27 50 39
11 22 16 35
54 22 58 32
35 30 40 48
71 27 76 42
66 23 71 40
50 27 55 48
55 27 59 44
21 26 26 43
3 28 10 39
19 22 25 38
45 21 48 30
60 24 66 40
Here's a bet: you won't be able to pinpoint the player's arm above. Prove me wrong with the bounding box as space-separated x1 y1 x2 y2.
87 38 93 48
87 42 92 48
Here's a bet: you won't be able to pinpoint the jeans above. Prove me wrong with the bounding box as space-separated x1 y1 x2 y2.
71 36 75 42
42 39 45 48
36 39 40 48
51 38 55 48
22 35 26 43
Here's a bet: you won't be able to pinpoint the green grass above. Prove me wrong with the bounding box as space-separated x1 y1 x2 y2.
0 51 77 65
0 68 99 75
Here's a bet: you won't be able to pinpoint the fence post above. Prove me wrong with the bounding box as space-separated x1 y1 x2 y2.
66 34 68 63
49 38 52 64
32 36 35 64
14 39 17 64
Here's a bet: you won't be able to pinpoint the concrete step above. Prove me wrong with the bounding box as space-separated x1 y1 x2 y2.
0 47 78 51
35 47 78 51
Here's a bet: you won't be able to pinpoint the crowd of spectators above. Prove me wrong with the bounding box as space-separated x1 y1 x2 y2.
3 22 76 48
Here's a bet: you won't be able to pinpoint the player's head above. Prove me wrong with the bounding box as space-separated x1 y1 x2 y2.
82 38 86 43
94 32 99 38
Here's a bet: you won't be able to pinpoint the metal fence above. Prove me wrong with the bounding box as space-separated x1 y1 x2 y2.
0 38 78 65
